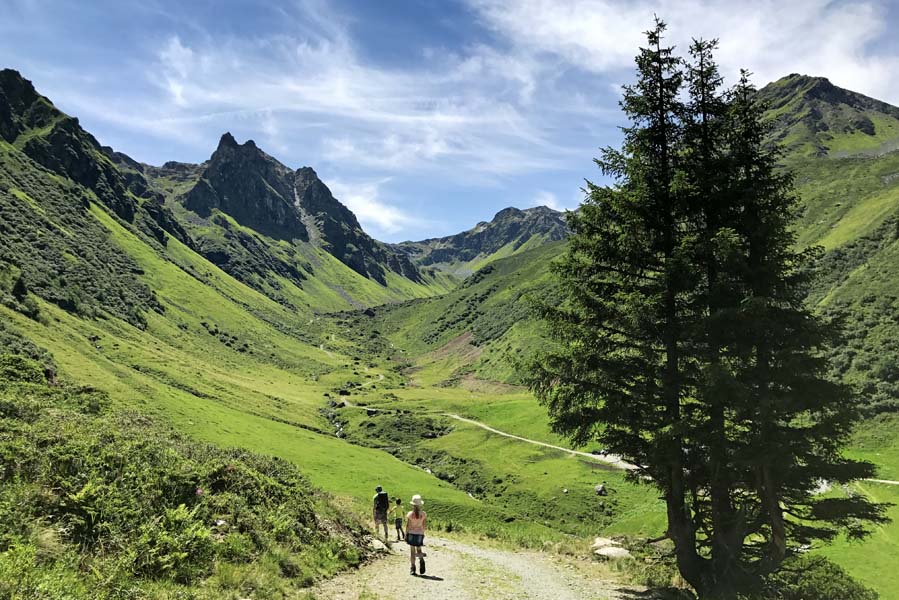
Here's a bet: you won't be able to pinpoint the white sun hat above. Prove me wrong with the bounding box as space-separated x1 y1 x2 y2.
410 494 424 506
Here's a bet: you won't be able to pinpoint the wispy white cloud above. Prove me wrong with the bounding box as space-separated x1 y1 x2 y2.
327 178 424 236
87 7 571 178
467 0 899 104
532 190 563 211
531 189 583 211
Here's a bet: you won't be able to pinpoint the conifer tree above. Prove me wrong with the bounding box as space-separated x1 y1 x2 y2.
523 23 888 600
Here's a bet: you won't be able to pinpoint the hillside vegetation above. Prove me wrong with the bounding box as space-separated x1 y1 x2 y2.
0 350 370 599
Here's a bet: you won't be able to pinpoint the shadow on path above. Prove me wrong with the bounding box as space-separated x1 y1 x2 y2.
617 587 694 600
415 574 444 581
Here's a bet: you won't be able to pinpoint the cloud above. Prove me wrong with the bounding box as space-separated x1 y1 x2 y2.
326 178 423 236
532 190 563 210
112 7 572 176
532 189 584 212
467 0 899 104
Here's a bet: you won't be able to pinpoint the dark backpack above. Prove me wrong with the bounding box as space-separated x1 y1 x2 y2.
375 491 389 512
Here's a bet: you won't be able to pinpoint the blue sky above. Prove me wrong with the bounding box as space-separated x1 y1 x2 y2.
3 0 899 242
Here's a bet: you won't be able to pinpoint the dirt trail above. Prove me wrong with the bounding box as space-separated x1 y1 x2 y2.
864 478 899 486
311 537 638 600
443 415 899 488
444 414 637 471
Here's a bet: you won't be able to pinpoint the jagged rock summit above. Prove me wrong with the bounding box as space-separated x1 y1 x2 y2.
184 132 308 241
179 132 420 284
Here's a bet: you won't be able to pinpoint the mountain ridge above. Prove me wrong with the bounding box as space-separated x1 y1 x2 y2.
395 205 569 276
759 73 899 158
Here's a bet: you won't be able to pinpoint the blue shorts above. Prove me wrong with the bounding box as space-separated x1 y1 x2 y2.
406 533 425 547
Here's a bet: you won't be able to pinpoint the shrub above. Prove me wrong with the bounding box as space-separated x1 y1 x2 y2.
763 555 878 600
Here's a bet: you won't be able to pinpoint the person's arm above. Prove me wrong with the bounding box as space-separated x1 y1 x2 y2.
422 512 427 532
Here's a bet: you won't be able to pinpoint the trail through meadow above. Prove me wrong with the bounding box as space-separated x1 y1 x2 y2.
311 537 643 600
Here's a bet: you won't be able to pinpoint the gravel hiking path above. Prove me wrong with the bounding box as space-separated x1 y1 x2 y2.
443 414 899 488
311 537 641 600
444 414 637 471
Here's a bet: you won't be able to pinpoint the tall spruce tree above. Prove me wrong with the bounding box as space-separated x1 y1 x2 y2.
523 23 887 600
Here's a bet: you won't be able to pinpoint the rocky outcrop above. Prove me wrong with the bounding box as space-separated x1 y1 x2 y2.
293 166 420 284
183 133 308 241
0 69 192 247
178 134 421 285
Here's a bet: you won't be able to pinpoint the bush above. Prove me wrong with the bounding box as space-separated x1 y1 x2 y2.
764 555 878 600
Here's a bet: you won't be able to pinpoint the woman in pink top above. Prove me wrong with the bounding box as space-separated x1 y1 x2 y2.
405 494 427 575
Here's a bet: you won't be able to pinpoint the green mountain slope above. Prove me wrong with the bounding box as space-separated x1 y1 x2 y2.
759 73 899 159
354 241 565 386
757 75 899 414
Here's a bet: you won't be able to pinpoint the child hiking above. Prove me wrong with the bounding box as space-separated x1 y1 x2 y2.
406 494 427 575
390 497 405 542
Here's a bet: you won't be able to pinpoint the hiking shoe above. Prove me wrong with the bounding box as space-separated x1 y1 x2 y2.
410 566 416 576
419 557 426 575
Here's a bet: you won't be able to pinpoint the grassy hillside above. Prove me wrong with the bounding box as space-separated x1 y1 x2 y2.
356 241 565 385
759 76 899 415
0 351 371 599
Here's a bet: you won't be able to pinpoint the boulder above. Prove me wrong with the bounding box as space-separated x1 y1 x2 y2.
591 537 620 550
368 537 388 552
594 546 632 559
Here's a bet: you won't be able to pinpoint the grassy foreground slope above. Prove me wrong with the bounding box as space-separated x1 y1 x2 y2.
0 349 372 599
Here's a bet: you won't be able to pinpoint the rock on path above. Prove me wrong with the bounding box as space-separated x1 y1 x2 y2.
311 537 637 600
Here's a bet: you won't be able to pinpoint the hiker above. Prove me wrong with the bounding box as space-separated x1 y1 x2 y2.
373 485 390 539
406 494 427 575
390 497 405 542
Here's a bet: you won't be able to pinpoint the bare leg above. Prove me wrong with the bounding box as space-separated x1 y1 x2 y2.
409 545 416 574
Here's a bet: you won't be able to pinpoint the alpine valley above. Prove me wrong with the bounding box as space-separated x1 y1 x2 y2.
2 67 899 598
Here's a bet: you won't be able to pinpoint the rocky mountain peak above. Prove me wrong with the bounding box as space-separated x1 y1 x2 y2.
178 134 421 284
217 131 239 149
396 204 569 271
759 74 899 156
0 69 59 143
182 133 307 241
493 207 523 221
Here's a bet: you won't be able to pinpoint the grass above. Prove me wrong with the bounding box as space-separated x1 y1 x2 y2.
820 483 899 599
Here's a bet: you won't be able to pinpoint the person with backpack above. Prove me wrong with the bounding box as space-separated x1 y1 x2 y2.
406 494 427 575
373 485 390 539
